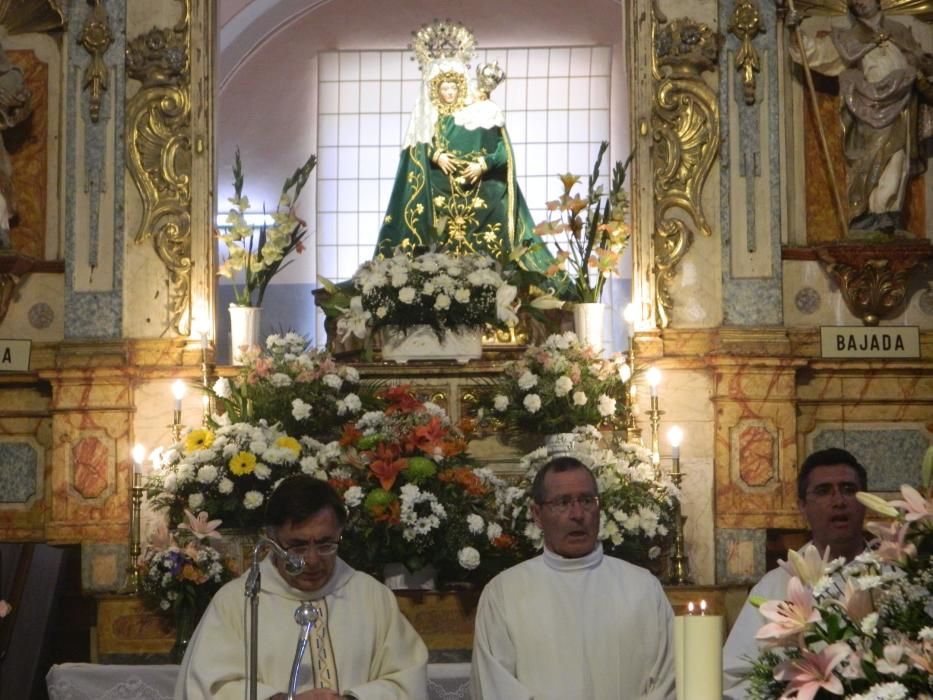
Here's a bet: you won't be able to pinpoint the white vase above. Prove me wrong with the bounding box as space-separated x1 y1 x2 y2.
381 325 482 364
573 302 606 354
229 304 261 365
382 563 436 590
544 432 579 457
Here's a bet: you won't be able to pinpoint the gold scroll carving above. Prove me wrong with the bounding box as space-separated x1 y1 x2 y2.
125 0 193 335
78 0 113 123
651 17 722 327
729 0 764 106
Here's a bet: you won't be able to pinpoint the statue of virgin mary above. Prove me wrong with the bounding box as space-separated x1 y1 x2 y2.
374 21 554 274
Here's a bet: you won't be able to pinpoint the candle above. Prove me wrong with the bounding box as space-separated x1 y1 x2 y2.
619 362 632 383
131 443 146 474
668 426 683 460
674 601 723 700
199 331 209 350
623 303 637 334
172 379 186 413
646 367 661 398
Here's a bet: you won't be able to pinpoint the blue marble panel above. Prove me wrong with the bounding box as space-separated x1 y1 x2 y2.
81 542 128 593
0 442 38 503
64 0 126 339
811 429 929 490
716 527 765 585
718 1 784 326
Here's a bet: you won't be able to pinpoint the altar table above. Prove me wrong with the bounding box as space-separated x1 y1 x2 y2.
46 662 472 700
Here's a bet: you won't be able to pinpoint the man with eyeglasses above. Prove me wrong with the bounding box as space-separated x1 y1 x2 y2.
722 447 869 699
471 456 675 699
175 475 428 699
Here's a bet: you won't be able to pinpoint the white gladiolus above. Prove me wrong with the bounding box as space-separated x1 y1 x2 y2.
597 394 617 417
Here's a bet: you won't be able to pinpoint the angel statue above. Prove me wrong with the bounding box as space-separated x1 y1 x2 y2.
374 21 554 273
787 0 933 236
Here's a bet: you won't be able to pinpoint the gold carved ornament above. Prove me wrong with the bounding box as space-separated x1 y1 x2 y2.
729 0 764 106
814 242 933 325
125 0 193 335
0 1 64 35
650 17 722 328
78 0 113 124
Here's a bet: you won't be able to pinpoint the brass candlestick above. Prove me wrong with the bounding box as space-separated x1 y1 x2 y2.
200 340 214 426
127 471 144 594
667 450 692 585
171 409 183 443
647 394 664 478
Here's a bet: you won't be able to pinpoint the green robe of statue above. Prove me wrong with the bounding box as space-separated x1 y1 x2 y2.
375 109 554 274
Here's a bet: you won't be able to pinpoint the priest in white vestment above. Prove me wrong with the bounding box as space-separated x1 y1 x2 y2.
175 476 428 700
722 448 868 699
471 456 675 700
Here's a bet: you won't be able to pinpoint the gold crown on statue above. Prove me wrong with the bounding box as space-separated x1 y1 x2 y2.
476 61 505 95
410 19 476 70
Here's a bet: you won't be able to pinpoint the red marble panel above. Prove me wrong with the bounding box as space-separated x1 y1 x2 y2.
72 436 110 499
737 425 775 488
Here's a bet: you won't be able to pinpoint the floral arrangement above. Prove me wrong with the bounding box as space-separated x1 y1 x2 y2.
533 141 632 303
218 148 316 307
324 249 519 340
746 468 932 700
485 332 631 435
302 386 518 584
210 332 366 440
138 512 235 661
503 426 678 569
147 420 305 530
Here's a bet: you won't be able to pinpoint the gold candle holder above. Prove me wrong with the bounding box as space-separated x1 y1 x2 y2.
667 437 692 585
200 339 214 426
171 410 183 443
647 395 664 478
127 470 144 594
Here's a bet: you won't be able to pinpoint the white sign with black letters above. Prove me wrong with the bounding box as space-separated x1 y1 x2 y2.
0 339 31 371
820 326 920 359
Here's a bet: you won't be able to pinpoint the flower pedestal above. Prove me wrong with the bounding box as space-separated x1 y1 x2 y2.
229 304 261 365
381 326 482 364
572 302 606 354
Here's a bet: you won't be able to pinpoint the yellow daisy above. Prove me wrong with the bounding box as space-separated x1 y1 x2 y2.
275 436 301 457
185 428 215 454
229 451 257 476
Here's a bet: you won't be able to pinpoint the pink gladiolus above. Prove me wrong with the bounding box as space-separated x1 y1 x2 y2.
774 642 849 700
179 510 224 541
756 577 821 647
889 484 932 523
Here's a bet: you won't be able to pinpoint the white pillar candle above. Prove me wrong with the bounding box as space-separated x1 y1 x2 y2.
679 602 723 700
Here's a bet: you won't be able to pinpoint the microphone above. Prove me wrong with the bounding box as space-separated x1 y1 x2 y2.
258 536 306 575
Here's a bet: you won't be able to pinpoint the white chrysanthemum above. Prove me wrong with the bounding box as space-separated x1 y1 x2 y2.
398 286 416 304
188 493 204 510
434 293 451 310
860 612 879 635
486 522 503 541
454 288 470 303
322 374 343 390
212 377 232 399
458 546 481 570
177 464 195 484
343 486 363 508
572 391 588 406
554 376 573 397
517 371 538 390
344 366 360 383
270 373 292 388
254 463 271 479
217 477 234 494
493 394 509 411
243 491 264 510
523 394 541 413
196 465 218 483
163 473 178 493
300 455 319 474
466 514 484 534
597 394 617 417
848 682 909 700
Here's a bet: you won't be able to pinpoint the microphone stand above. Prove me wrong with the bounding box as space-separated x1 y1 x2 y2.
244 536 307 700
287 602 320 700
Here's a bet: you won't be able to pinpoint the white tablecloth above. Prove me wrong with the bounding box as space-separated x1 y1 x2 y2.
46 662 472 700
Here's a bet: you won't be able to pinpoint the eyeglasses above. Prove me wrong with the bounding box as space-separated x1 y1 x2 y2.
805 483 861 502
539 495 600 514
283 539 340 557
